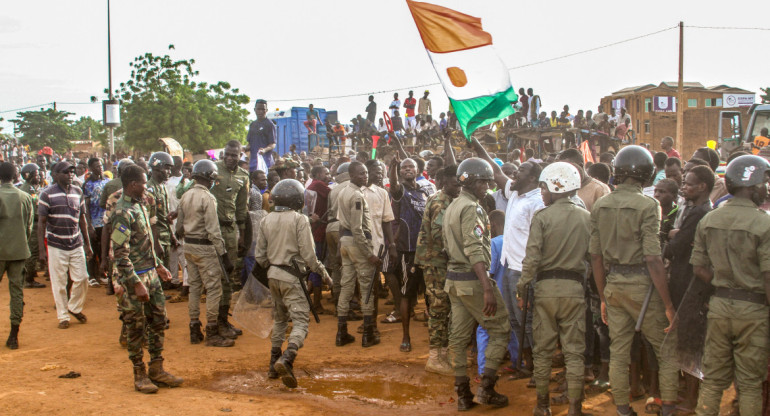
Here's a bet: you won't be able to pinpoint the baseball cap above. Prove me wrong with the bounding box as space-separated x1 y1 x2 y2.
52 161 75 173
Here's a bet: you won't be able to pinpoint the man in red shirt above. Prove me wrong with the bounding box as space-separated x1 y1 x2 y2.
403 91 417 132
306 166 332 314
661 136 681 159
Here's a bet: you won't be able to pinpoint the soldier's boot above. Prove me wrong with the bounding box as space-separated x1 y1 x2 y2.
440 346 453 368
425 348 454 375
567 397 591 416
533 393 552 416
148 358 183 387
454 376 477 412
476 374 509 407
335 316 355 347
189 320 204 344
218 305 241 337
119 322 128 348
132 362 159 394
267 347 282 379
5 324 19 350
205 323 235 347
361 316 380 347
274 343 298 388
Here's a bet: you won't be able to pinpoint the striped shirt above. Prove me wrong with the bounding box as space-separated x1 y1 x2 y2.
39 183 85 250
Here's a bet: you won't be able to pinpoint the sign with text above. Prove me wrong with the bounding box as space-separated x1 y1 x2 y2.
723 93 755 108
102 100 120 127
653 96 676 113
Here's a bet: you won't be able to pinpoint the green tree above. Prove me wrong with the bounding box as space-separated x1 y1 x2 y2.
761 87 770 104
11 108 77 152
73 116 108 147
112 48 250 152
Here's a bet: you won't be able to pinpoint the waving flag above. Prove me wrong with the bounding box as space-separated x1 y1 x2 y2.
406 0 518 139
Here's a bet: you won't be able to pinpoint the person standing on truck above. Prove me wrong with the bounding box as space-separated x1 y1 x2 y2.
247 99 276 171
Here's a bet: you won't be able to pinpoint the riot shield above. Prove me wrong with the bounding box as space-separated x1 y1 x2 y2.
660 277 714 379
232 274 274 339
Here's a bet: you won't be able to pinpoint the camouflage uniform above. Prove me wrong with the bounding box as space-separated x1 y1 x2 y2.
19 181 41 282
147 177 172 268
99 177 123 209
111 194 165 365
415 190 453 349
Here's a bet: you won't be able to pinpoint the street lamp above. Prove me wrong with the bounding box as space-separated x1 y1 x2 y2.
103 0 119 155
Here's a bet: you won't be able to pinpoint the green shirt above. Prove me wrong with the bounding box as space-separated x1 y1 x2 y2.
99 177 122 209
415 190 452 269
589 183 661 266
111 195 159 287
443 190 490 273
147 177 172 244
0 183 33 260
210 161 249 230
519 197 590 297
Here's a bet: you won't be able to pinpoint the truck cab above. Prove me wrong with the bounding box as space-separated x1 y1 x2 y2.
717 104 770 157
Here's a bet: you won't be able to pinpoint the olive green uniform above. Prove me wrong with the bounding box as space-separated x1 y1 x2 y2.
690 197 770 416
19 182 41 282
443 190 510 377
517 198 590 399
336 181 375 318
415 190 453 349
255 208 326 349
147 177 173 268
325 175 349 306
99 177 122 209
589 183 678 406
0 183 34 326
176 184 227 324
210 161 249 299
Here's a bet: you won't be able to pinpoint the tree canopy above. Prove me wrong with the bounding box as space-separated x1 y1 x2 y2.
761 87 769 104
73 116 108 148
11 108 77 152
113 48 251 153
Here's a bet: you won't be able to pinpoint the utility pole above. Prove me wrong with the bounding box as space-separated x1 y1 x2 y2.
675 21 684 148
107 0 114 156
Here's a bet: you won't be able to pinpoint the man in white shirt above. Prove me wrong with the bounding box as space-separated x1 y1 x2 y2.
165 156 187 295
389 93 401 117
472 138 543 374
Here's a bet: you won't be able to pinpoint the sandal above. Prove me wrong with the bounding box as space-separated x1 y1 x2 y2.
586 379 610 395
68 310 87 324
380 312 401 324
645 397 662 414
399 342 412 352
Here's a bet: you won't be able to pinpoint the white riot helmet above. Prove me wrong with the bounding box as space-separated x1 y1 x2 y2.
539 162 581 193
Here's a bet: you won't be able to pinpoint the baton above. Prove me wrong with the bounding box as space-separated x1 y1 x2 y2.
292 259 321 324
635 284 655 332
364 245 385 305
516 284 530 369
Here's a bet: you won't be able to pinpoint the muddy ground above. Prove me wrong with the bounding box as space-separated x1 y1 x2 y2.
0 274 735 415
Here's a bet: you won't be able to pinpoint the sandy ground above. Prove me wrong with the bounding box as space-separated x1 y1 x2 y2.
0 273 736 416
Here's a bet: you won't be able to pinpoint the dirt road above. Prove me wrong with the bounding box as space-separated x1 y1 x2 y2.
0 277 734 415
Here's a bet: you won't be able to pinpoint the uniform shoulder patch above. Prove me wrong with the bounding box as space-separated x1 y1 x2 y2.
355 201 361 210
473 224 483 238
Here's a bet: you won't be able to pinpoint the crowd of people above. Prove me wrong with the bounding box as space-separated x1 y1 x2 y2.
0 96 768 416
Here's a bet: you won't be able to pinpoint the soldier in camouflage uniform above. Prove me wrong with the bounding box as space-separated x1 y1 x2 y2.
19 163 45 288
415 164 460 375
111 164 182 394
146 152 178 275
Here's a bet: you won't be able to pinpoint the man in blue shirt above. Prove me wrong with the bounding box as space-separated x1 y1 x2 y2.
247 99 276 172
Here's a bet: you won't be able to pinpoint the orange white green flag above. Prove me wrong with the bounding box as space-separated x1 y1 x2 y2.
406 0 518 139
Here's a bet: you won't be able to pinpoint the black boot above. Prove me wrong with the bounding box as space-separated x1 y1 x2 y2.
454 376 476 412
567 397 591 416
534 393 552 416
218 305 242 337
189 320 204 344
335 316 355 346
6 324 19 349
274 343 298 388
361 315 380 347
205 323 235 347
268 347 282 379
476 374 509 407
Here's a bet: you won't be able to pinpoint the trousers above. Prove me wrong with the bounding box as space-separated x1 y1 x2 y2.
48 246 88 323
120 269 165 363
270 278 310 349
0 260 25 325
424 266 450 349
185 244 224 323
337 237 374 317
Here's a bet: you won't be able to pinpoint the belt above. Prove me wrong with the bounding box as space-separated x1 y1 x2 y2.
219 219 234 227
327 219 338 224
272 264 304 279
340 228 372 240
136 267 155 276
609 263 649 275
536 269 583 284
713 287 768 306
185 237 212 246
447 271 477 281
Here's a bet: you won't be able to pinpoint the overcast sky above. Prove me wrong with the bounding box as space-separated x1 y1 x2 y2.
1 0 768 137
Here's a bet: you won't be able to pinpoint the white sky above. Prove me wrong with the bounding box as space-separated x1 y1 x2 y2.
1 0 769 136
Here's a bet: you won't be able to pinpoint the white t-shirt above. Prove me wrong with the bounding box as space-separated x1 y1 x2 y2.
389 100 401 116
363 185 396 256
501 183 544 270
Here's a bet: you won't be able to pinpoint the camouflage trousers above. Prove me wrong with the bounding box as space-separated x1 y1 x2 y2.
24 222 39 281
424 266 450 349
119 269 166 364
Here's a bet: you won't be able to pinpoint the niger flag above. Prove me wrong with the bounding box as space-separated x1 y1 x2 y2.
406 0 518 138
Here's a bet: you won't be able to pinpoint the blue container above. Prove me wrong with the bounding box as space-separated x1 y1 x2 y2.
268 107 335 156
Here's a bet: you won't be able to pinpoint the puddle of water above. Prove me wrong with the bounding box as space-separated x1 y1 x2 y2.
209 367 444 407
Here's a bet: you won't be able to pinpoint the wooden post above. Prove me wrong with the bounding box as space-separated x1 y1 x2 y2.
676 21 684 148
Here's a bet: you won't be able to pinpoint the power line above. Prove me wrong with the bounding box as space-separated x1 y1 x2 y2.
685 25 770 31
268 25 678 102
0 103 53 114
